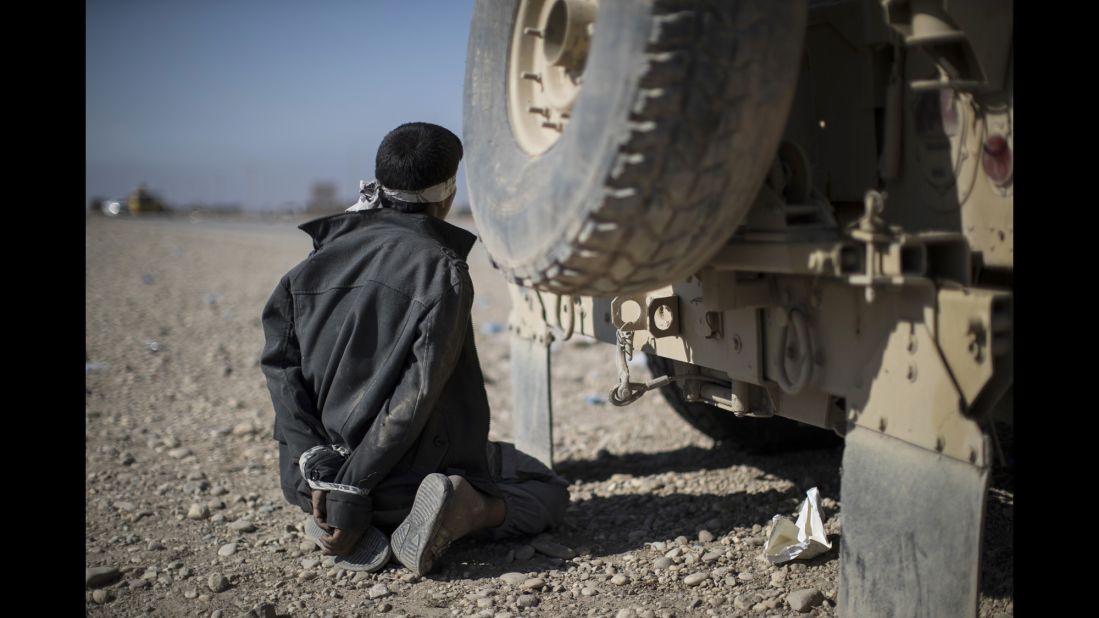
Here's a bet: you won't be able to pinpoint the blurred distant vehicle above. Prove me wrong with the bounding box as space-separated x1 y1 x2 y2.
128 185 165 215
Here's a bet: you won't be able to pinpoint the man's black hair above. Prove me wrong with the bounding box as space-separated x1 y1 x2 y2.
375 123 462 211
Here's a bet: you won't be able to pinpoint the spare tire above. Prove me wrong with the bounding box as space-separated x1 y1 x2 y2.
464 0 807 295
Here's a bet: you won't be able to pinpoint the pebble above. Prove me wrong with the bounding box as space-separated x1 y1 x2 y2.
581 587 597 597
516 594 538 608
369 584 391 599
229 519 256 532
611 574 629 586
217 543 237 557
738 571 755 581
664 547 682 559
531 538 576 560
675 536 689 546
787 588 824 612
183 587 198 599
653 557 673 570
86 566 120 588
187 503 210 520
521 578 546 591
298 571 317 581
168 447 192 459
499 572 527 586
514 544 535 560
232 422 256 436
683 572 709 587
299 540 316 552
92 589 111 604
377 603 393 612
207 573 229 593
698 530 714 543
301 558 320 569
701 551 722 563
616 610 637 618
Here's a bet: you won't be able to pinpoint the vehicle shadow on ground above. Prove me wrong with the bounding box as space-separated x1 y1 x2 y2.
437 486 840 581
554 443 845 487
435 444 846 581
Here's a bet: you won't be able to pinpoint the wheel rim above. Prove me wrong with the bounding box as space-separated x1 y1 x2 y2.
507 0 599 155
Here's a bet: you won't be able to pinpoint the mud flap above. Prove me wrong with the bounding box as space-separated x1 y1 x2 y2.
839 426 989 617
510 333 554 469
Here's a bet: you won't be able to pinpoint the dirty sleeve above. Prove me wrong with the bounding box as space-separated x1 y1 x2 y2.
260 275 331 496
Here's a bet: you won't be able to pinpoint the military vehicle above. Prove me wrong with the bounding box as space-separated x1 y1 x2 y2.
463 0 1012 614
127 185 166 215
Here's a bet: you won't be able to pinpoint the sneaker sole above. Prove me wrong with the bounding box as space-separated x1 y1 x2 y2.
390 473 453 576
304 517 392 572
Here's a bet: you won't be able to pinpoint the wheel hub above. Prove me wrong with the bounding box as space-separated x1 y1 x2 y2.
507 0 598 154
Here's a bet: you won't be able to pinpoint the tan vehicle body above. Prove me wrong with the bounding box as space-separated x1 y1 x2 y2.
467 0 1012 614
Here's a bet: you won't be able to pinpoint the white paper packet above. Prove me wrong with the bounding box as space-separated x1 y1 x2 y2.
763 487 833 564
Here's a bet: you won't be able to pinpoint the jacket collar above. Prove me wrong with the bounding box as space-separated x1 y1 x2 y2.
298 209 478 259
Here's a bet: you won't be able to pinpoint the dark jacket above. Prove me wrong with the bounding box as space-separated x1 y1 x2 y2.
260 208 499 531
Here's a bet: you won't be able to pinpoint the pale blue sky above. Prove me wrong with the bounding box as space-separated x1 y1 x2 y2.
86 0 474 210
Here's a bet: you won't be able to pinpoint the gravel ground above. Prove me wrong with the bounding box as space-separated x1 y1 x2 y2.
85 214 1013 617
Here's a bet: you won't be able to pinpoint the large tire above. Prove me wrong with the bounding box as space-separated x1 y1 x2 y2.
646 354 841 454
464 0 807 296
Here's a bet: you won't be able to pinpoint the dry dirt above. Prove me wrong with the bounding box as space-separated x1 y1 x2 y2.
85 213 1013 617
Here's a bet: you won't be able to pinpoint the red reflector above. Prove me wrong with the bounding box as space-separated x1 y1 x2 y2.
982 134 1012 186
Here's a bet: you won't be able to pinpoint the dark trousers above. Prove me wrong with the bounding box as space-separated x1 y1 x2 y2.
279 440 570 539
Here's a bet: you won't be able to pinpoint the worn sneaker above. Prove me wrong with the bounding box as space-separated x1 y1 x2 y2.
303 517 392 572
389 473 456 576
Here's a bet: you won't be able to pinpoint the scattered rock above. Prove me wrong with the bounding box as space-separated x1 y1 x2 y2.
616 610 637 618
701 551 722 563
232 422 255 436
86 566 120 588
531 538 576 560
653 557 673 570
698 530 714 543
369 584 391 599
517 594 538 608
186 503 210 520
738 571 755 582
683 572 709 587
581 587 597 597
217 543 237 557
168 447 192 459
499 572 527 586
675 536 689 546
183 587 198 599
521 578 546 591
91 589 111 604
250 603 277 618
787 588 824 613
301 558 320 569
207 573 229 593
611 574 629 586
229 519 256 532
298 571 317 581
